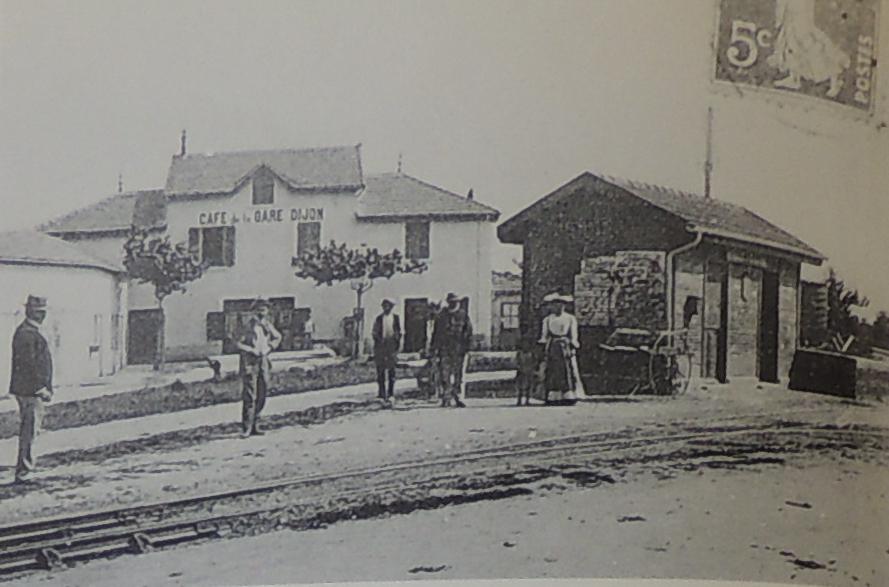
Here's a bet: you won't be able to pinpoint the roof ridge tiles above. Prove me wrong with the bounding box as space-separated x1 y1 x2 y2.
180 144 359 159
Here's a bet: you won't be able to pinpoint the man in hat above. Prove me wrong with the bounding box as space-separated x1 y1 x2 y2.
235 298 281 438
371 298 401 405
430 293 473 407
9 295 54 482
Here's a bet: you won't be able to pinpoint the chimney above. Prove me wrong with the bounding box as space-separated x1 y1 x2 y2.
180 129 187 157
467 188 474 200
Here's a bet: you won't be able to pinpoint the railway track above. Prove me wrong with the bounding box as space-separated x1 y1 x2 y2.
1 417 885 579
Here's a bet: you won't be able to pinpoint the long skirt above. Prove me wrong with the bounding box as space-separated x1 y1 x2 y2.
544 338 577 404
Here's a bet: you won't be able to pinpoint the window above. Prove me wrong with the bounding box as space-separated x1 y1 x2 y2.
252 169 274 205
405 221 430 260
91 314 103 353
206 312 225 341
501 302 520 329
296 222 321 258
189 226 236 267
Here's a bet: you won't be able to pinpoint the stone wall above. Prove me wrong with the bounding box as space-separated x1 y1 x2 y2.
574 251 667 331
519 183 689 342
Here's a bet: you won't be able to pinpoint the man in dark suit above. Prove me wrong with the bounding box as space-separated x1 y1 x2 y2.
372 298 401 405
235 298 281 438
430 292 472 408
9 295 53 483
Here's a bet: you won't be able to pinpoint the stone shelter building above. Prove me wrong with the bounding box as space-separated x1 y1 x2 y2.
498 172 825 387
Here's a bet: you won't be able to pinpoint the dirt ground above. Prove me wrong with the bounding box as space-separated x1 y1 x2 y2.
25 460 888 587
1 385 883 523
3 385 888 587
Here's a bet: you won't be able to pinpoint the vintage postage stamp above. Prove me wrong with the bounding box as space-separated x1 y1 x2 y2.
714 0 880 112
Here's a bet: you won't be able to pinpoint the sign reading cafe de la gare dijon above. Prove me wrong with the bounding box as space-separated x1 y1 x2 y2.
715 0 880 112
198 207 324 226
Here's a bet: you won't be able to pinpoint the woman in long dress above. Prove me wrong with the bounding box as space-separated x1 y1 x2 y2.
539 294 585 405
767 0 850 98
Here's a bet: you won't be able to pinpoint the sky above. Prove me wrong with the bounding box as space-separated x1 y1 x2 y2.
1 0 887 318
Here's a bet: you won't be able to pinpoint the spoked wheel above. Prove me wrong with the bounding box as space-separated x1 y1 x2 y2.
648 332 693 395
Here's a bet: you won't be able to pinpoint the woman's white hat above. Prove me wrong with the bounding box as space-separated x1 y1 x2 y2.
543 292 573 304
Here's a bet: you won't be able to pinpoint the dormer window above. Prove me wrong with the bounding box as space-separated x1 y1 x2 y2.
252 168 274 205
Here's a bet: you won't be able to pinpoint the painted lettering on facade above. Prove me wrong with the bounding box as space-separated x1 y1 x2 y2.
714 0 880 112
199 208 324 226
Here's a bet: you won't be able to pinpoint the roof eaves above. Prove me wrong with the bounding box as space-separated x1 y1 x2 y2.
692 225 825 265
0 256 123 275
44 224 165 237
356 211 500 222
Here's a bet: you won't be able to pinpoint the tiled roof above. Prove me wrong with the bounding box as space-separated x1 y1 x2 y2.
603 175 824 260
165 145 363 196
41 190 165 234
499 172 823 262
356 173 499 221
0 231 124 273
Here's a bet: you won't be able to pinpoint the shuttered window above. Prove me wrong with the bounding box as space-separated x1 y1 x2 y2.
252 169 274 205
188 226 236 267
206 312 225 341
405 221 430 260
296 222 321 257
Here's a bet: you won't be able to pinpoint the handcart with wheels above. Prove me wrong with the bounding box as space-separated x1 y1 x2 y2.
598 328 693 395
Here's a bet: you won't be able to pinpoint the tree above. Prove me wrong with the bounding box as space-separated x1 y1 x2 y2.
872 311 889 351
123 227 207 370
293 241 427 356
825 268 870 355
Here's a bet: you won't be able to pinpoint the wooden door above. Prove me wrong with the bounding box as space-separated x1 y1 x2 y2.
127 309 163 365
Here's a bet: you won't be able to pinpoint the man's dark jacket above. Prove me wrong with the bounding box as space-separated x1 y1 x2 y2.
372 313 402 368
9 321 53 397
430 308 473 356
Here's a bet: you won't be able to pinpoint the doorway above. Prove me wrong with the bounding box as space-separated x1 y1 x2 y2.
221 297 298 354
403 298 429 353
127 309 163 365
758 271 780 383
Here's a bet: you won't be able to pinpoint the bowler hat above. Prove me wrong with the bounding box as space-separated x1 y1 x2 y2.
446 292 460 303
25 295 48 309
381 298 395 307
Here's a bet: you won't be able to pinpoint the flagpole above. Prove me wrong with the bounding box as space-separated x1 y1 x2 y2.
705 105 714 199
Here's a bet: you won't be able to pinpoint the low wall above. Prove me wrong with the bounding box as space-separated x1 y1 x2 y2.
855 358 889 400
0 353 519 439
789 349 889 400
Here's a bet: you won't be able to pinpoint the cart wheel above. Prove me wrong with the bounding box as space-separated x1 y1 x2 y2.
671 352 693 395
649 334 693 395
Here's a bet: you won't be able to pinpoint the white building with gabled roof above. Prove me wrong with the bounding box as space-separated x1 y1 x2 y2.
42 144 499 364
0 231 128 387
